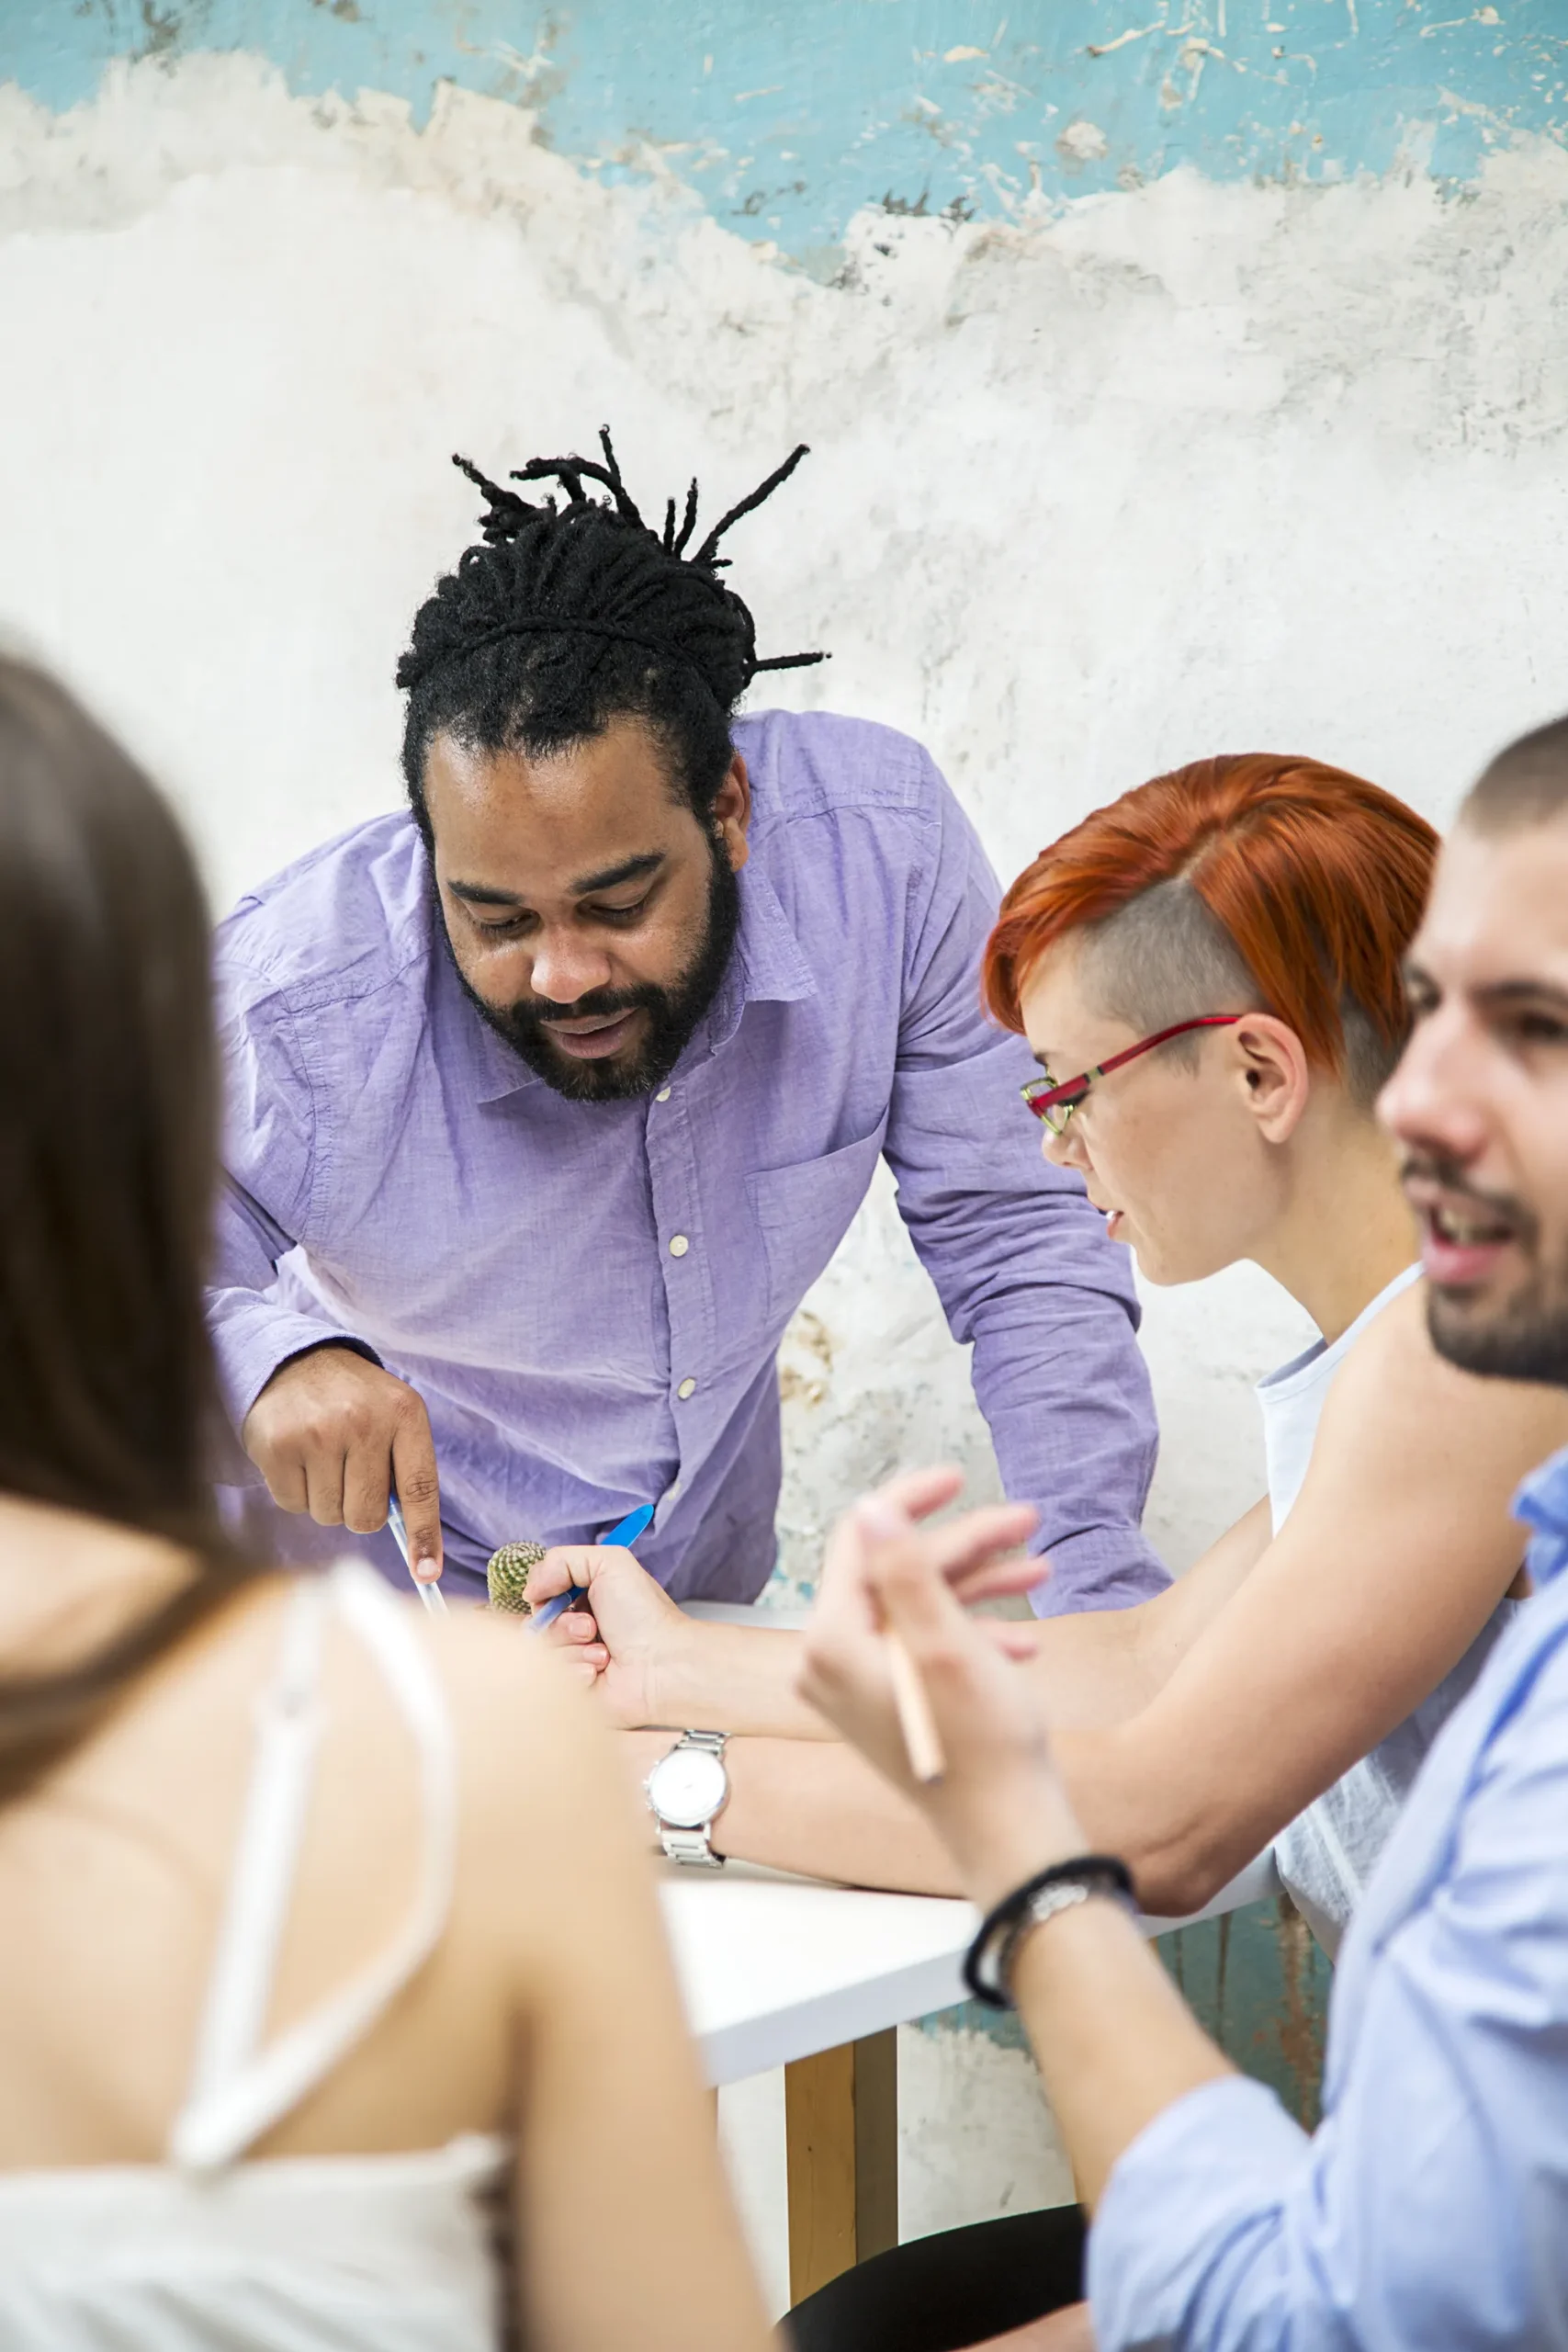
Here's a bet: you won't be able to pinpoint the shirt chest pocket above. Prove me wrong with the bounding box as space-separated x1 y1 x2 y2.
744 1123 888 1330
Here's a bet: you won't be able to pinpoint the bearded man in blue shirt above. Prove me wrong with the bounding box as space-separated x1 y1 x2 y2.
213 434 1164 1608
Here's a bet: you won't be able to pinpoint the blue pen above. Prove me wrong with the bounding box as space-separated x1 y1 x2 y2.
527 1502 655 1634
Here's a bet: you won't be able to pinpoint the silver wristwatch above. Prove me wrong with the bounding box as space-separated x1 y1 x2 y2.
645 1730 730 1869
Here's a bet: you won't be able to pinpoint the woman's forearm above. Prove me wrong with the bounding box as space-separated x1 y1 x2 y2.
1049 1705 1283 1922
718 1736 961 1888
633 1674 1262 1917
654 1622 829 1737
640 1607 1275 1916
1012 1500 1275 1734
628 1715 1255 1914
645 1505 1251 1747
624 1727 963 1893
653 1594 1157 1746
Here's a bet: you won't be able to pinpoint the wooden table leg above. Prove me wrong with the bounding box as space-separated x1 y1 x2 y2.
784 2029 898 2305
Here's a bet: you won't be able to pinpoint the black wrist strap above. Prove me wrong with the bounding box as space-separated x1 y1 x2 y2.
962 1854 1138 2009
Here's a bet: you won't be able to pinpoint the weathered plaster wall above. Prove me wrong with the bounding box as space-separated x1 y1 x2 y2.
4 3 1568 2294
13 1 1568 254
6 42 1567 1574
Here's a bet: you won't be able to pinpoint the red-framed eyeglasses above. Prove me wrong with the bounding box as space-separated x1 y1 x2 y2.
1021 1015 1244 1136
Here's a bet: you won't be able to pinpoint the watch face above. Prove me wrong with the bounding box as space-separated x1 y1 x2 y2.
649 1747 728 1829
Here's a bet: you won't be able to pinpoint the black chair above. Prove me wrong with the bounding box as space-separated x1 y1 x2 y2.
785 2203 1087 2352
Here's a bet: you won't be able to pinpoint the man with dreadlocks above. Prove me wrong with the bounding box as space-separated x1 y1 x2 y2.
210 430 1164 1623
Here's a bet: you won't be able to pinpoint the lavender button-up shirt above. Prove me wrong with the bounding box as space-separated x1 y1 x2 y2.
210 711 1165 1609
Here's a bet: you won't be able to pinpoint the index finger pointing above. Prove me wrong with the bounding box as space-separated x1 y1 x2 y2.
390 1411 443 1582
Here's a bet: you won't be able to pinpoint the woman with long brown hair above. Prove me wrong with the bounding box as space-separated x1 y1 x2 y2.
0 658 770 2352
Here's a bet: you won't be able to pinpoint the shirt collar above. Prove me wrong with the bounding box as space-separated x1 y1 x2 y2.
469 1016 540 1104
705 860 817 1051
1513 1442 1568 1590
467 859 815 1105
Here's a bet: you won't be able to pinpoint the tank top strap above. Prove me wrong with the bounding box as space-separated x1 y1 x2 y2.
1257 1262 1423 1533
168 1559 459 2175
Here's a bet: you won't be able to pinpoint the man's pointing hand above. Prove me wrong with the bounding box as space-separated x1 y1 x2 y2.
242 1344 445 1584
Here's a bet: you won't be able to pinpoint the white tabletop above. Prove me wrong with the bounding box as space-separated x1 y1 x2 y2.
661 1863 975 2085
661 1850 1278 2086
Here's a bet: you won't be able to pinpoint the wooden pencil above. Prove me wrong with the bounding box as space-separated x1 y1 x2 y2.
886 1628 946 1783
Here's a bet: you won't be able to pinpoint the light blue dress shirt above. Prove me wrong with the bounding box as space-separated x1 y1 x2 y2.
1089 1440 1568 2348
210 711 1164 1606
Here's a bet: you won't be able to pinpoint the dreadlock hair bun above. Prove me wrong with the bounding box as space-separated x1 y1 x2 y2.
398 427 826 836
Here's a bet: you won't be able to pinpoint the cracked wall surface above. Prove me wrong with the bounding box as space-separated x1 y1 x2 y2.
5 50 1562 1579
8 2 1568 260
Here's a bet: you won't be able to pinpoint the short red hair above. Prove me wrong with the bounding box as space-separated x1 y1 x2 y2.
983 754 1438 1093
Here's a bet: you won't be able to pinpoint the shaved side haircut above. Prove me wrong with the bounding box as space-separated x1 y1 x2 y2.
984 754 1439 1111
1075 879 1257 1068
1076 880 1399 1107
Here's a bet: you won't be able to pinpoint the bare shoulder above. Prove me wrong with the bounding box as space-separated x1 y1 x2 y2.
416 1604 650 1933
1319 1277 1568 1487
421 1597 579 1714
423 1603 618 1788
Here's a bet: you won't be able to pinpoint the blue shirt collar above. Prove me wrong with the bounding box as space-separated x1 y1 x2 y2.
468 859 815 1104
1512 1442 1568 1589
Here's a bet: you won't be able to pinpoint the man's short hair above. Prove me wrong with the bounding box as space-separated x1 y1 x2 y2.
1461 714 1568 835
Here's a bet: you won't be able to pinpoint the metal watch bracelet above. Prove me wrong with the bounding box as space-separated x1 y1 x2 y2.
646 1729 729 1870
658 1824 726 1869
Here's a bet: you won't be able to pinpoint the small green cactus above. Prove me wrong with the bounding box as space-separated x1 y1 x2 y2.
487 1538 547 1614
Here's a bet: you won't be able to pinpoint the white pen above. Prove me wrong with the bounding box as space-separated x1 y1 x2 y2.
387 1498 447 1615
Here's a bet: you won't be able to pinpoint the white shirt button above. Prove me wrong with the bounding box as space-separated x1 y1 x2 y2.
669 1234 690 1258
677 1377 697 1400
655 1087 671 1102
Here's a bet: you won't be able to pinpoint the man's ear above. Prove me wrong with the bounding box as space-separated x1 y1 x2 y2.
1231 1013 1311 1145
712 752 750 874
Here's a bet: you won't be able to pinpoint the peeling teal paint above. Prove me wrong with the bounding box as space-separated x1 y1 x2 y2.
921 1896 1328 2128
1159 1895 1328 2127
6 5 1567 255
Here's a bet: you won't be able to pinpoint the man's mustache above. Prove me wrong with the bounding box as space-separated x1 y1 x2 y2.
510 983 658 1027
1398 1148 1538 1249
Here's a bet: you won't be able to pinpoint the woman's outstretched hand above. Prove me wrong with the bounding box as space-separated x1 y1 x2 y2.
797 1471 1090 1909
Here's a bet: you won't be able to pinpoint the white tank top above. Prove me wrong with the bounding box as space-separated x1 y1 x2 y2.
0 1559 510 2350
1260 1265 1523 1955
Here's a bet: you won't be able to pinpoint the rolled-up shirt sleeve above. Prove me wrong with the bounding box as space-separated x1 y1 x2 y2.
1090 2078 1315 2350
1089 1642 1568 2348
207 960 378 1430
883 763 1166 1614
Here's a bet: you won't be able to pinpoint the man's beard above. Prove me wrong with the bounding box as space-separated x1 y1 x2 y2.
1406 1148 1568 1386
451 838 741 1103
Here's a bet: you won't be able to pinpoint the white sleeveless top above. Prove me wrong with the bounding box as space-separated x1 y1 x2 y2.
0 1559 510 2350
1260 1266 1523 1956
